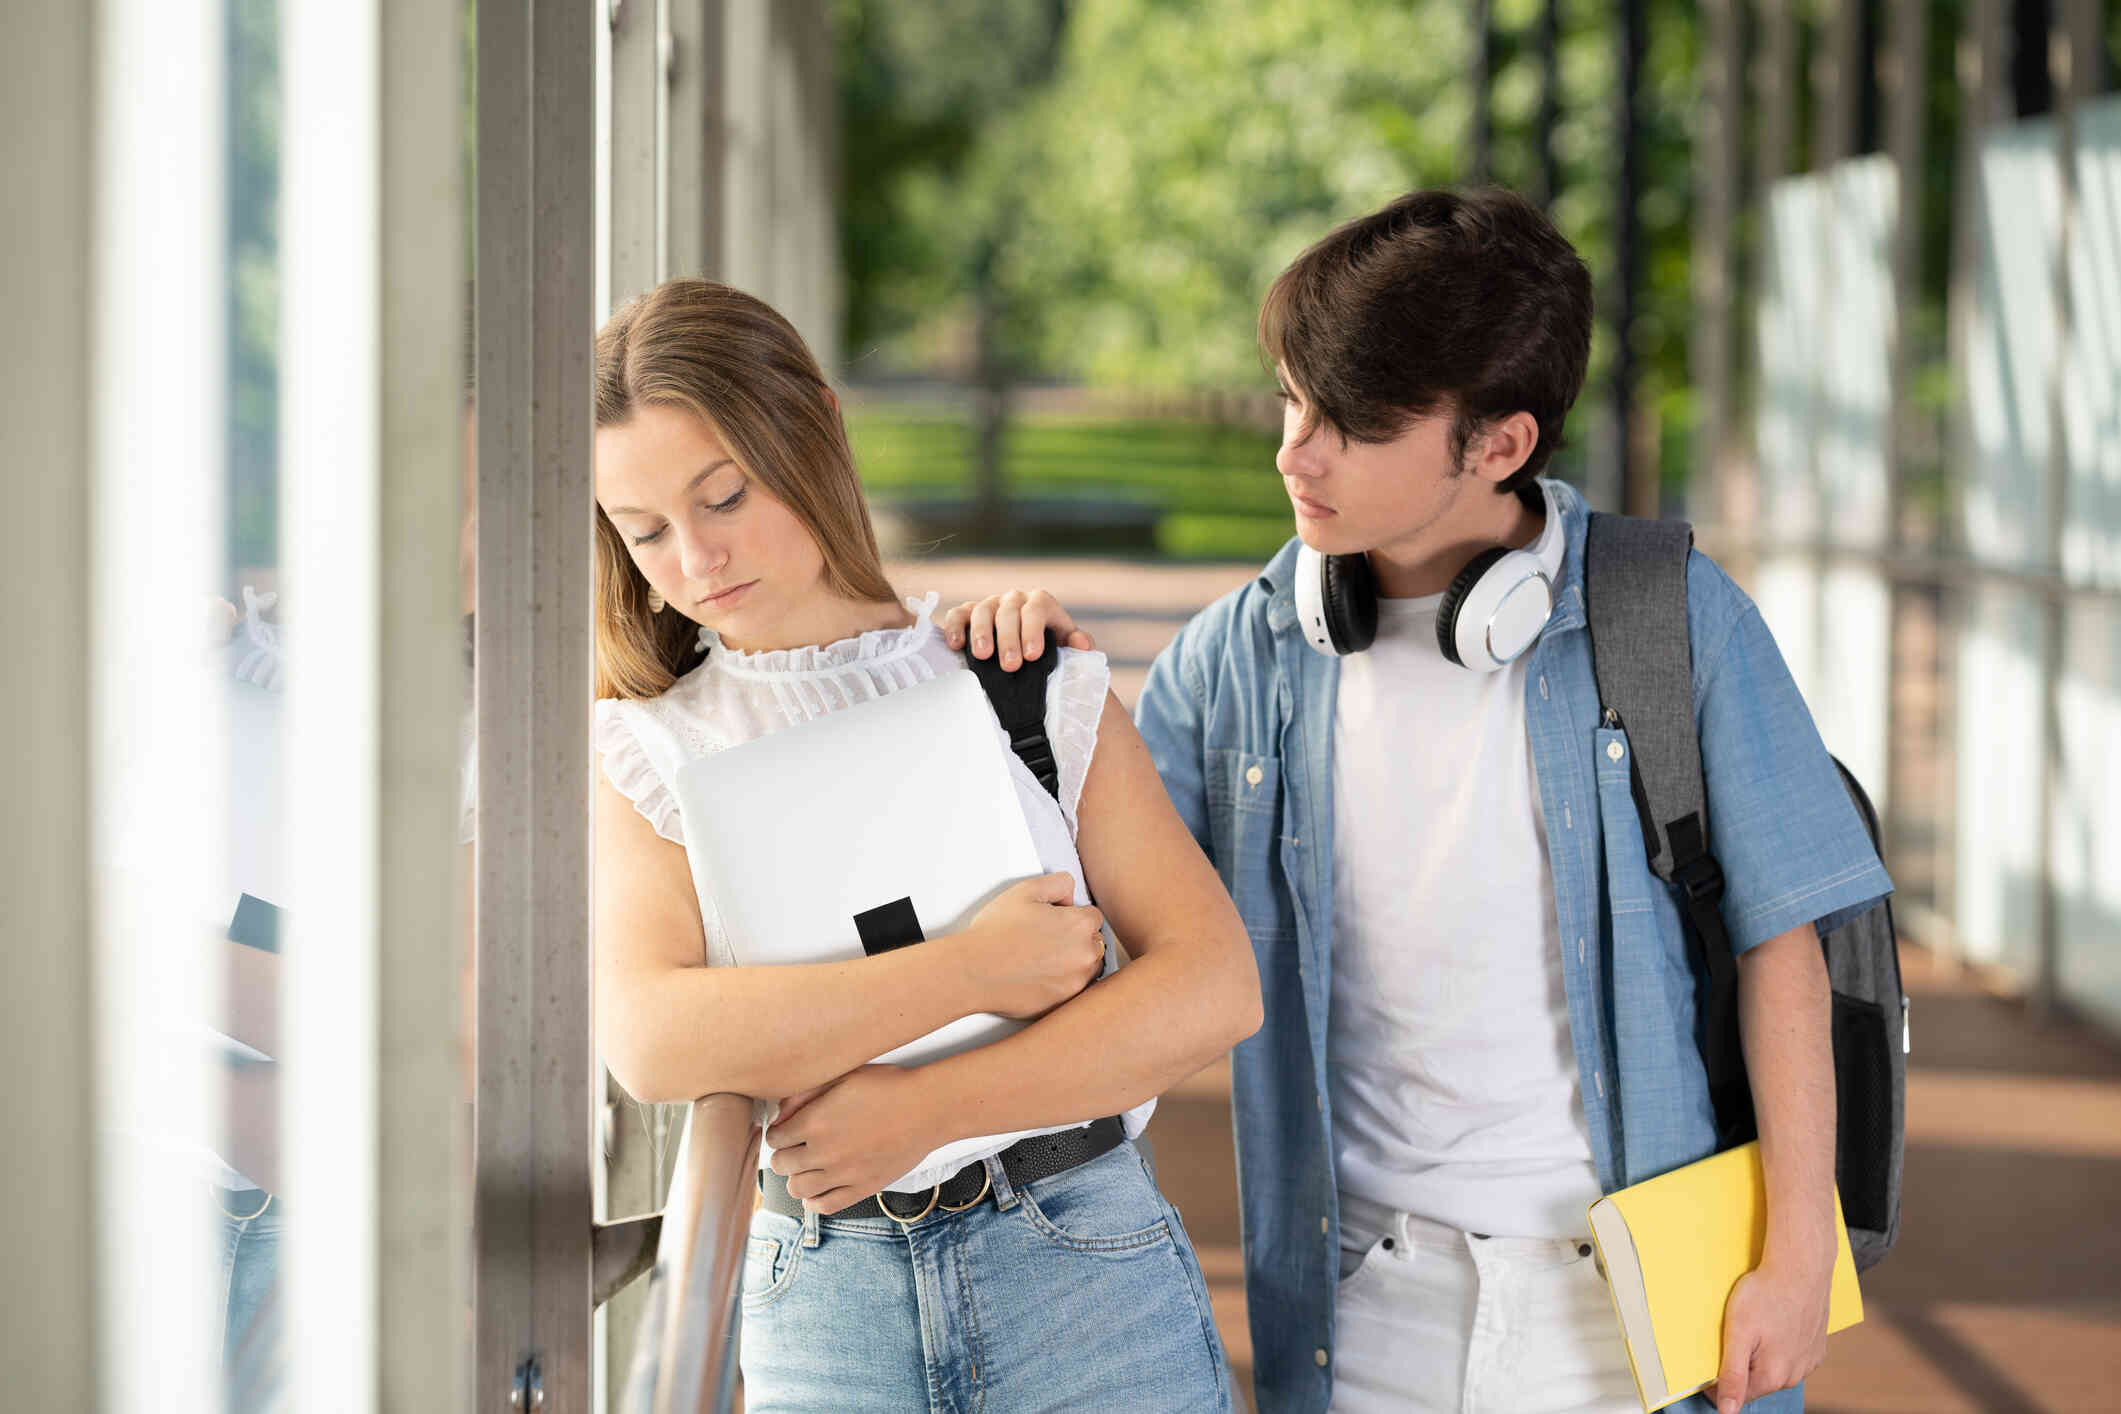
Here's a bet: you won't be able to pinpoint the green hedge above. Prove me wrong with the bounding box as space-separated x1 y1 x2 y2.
847 407 1294 560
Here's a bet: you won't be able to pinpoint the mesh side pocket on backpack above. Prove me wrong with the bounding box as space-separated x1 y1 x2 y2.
1831 990 1894 1234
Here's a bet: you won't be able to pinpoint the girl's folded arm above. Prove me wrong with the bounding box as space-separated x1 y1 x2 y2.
907 691 1263 1144
594 769 992 1103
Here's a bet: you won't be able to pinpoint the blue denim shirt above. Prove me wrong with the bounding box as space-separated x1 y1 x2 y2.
1134 480 1892 1414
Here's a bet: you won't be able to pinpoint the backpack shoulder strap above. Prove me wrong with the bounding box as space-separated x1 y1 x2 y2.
1583 512 1707 882
1584 511 1756 1148
963 630 1062 802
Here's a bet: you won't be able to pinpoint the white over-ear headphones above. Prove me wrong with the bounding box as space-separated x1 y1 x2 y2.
1293 482 1557 670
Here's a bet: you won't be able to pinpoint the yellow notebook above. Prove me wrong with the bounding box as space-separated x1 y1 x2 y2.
1586 1141 1863 1412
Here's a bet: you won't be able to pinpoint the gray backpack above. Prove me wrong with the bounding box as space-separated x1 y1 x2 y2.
1583 513 1905 1272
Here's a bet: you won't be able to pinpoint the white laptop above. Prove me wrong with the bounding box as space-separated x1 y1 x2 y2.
669 668 1045 1070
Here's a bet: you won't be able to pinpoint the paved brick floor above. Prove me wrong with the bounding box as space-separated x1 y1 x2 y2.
891 555 2121 1414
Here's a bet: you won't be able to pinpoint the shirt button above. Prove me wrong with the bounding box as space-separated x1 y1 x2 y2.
1315 1349 1329 1368
1606 740 1625 762
1246 764 1265 787
1321 1217 1329 1235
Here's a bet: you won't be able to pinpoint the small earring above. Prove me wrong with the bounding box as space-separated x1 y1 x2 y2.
646 586 666 613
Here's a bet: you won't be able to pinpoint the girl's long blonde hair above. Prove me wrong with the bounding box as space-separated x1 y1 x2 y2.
593 280 896 700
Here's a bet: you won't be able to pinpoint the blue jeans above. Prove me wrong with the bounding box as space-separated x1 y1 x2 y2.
740 1140 1234 1413
214 1187 284 1414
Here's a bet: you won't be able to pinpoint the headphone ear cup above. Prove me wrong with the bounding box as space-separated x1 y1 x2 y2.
1436 546 1509 667
1322 553 1379 655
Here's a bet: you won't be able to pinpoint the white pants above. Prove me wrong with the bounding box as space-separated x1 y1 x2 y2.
1328 1194 1641 1414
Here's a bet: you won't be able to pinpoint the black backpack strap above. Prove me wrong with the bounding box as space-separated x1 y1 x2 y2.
964 630 1063 802
1584 512 1756 1149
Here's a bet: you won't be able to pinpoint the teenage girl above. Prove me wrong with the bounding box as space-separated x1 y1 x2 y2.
590 279 1260 1412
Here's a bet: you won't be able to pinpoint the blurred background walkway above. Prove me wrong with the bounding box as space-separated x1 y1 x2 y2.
898 556 2121 1414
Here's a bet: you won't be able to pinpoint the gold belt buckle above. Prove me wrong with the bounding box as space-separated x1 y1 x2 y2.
938 1165 993 1213
877 1162 994 1225
876 1183 941 1226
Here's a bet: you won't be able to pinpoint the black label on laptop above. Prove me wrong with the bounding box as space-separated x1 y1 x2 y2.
854 897 926 956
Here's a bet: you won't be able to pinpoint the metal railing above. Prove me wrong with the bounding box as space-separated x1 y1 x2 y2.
598 1093 762 1414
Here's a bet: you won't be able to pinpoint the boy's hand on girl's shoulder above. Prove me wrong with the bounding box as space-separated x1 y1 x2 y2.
941 589 1094 669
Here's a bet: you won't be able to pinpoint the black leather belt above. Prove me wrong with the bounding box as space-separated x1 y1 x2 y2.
758 1115 1127 1225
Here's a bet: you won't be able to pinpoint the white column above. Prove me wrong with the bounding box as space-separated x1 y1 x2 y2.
375 0 473 1401
281 4 382 1402
91 1 228 1408
281 0 468 1407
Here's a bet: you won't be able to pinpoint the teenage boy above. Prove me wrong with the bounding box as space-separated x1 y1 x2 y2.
944 187 1889 1414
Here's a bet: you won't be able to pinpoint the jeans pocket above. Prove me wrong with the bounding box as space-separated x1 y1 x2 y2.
741 1226 802 1307
1335 1234 1393 1302
1015 1145 1173 1254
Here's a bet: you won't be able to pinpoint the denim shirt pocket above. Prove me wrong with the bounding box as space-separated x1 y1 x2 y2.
1204 748 1288 937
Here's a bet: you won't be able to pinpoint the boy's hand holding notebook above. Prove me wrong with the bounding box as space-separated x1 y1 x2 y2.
1587 1141 1863 1413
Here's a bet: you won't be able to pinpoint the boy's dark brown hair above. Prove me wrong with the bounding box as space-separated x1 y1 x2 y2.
1258 186 1593 494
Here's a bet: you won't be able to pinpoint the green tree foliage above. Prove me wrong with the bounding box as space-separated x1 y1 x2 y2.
1009 0 1476 390
835 0 2078 506
837 0 1715 490
836 0 1069 371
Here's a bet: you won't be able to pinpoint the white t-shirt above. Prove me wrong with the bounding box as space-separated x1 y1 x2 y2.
593 592 1155 1193
1326 498 1602 1238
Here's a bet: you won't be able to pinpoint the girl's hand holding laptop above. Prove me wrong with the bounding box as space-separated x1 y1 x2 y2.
763 874 1104 1214
957 871 1107 1019
765 1063 940 1215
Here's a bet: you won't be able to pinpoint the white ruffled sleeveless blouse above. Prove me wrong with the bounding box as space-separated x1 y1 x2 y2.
593 592 1155 1193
